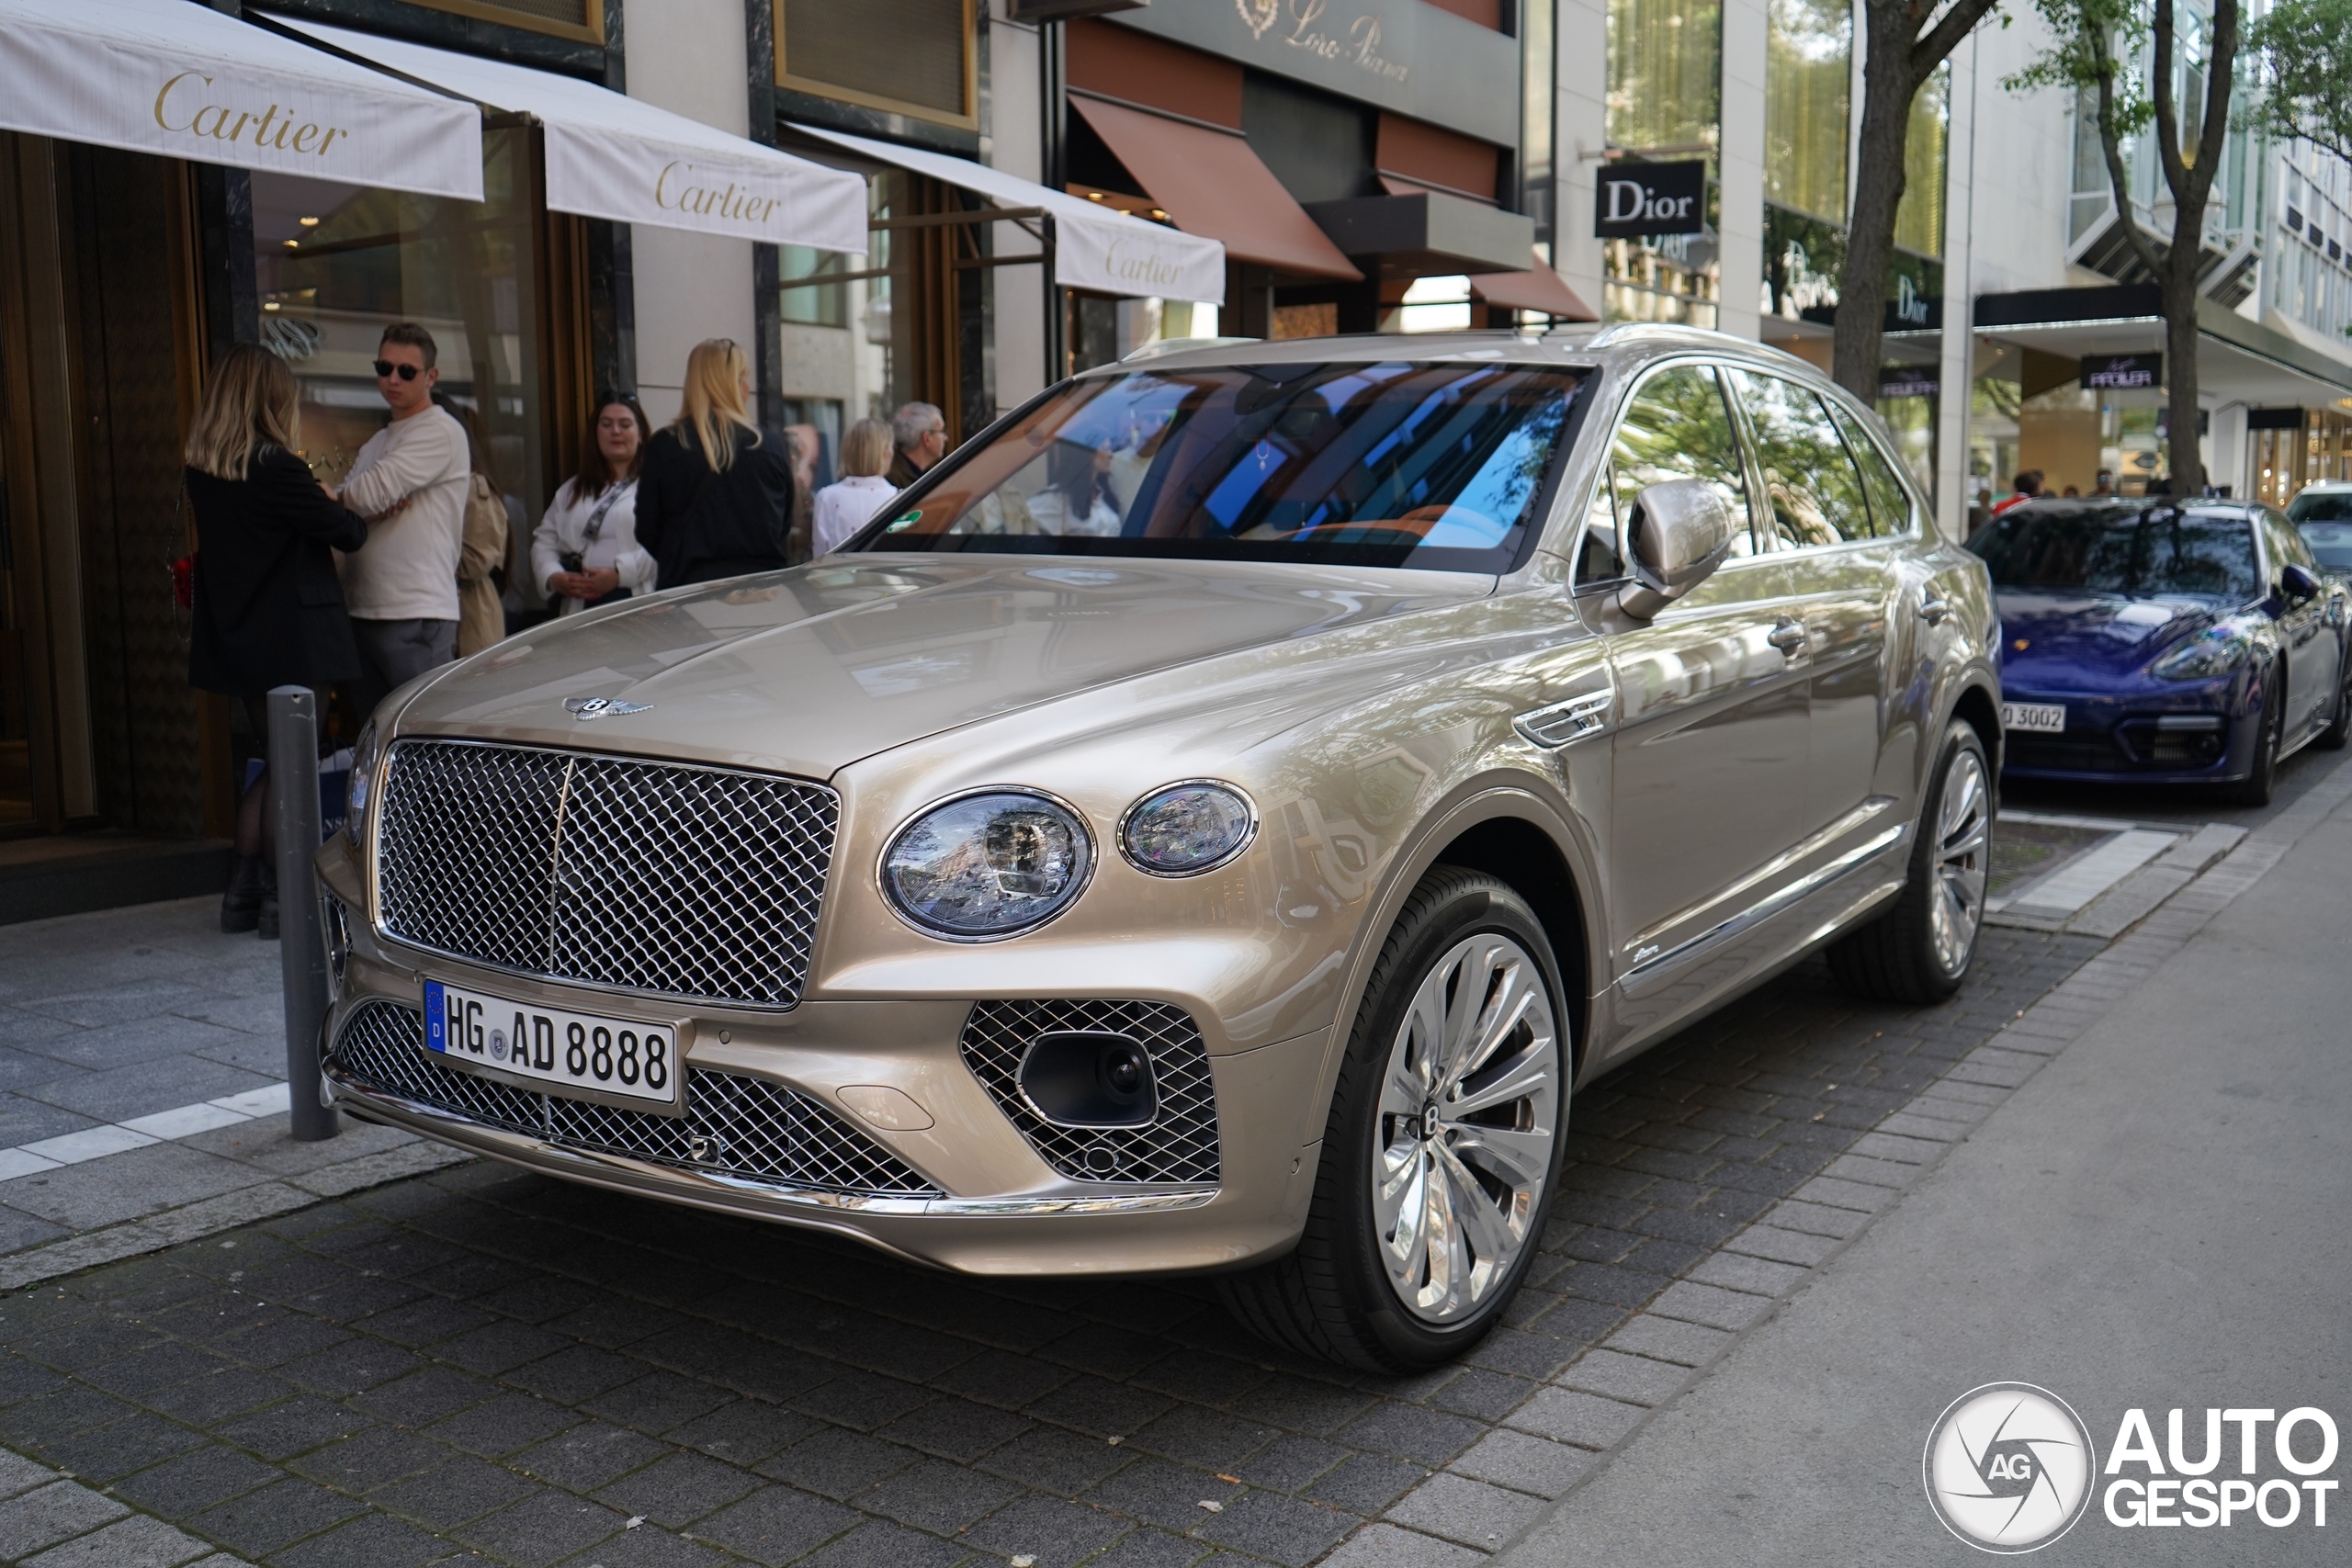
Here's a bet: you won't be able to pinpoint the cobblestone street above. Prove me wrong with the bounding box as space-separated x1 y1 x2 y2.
0 927 2099 1568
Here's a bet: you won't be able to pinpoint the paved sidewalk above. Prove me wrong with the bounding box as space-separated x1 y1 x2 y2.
0 899 466 1290
1497 760 2352 1565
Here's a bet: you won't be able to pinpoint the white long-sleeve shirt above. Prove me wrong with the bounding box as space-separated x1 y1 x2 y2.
335 407 470 622
532 476 654 611
812 474 899 555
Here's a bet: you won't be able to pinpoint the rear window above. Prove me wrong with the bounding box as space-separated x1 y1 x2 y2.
1967 508 2262 603
851 361 1590 574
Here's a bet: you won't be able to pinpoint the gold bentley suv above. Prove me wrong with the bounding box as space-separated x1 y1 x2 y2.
317 326 2001 1371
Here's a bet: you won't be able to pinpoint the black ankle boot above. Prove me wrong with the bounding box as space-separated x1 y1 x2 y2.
257 861 280 942
221 855 264 933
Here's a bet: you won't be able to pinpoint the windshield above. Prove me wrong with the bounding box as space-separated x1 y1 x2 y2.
849 361 1590 574
1966 508 2262 603
2289 487 2352 532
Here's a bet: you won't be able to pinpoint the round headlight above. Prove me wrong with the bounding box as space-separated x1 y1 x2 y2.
881 790 1094 939
345 721 379 847
1120 781 1257 876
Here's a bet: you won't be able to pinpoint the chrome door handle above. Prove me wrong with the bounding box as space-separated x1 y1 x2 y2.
1918 589 1951 626
1766 618 1807 653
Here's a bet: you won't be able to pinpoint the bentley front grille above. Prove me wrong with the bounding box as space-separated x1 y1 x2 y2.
959 999 1220 1185
331 1001 939 1198
374 739 835 1010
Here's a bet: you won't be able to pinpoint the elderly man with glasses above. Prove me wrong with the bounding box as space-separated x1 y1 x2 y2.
887 400 946 490
331 321 474 716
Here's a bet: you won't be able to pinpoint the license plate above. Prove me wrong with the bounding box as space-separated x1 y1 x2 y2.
2003 702 2066 734
424 980 679 1105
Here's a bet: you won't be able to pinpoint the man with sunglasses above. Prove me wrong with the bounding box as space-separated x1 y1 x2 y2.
333 321 472 716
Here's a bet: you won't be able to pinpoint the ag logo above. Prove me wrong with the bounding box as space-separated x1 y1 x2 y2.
1923 1382 2097 1552
564 696 650 721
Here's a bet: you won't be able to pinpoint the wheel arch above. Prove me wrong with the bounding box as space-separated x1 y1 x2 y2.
1948 676 2003 796
1426 817 1593 1080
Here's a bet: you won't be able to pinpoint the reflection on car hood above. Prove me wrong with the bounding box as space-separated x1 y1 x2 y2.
391 557 1491 777
1996 589 2226 684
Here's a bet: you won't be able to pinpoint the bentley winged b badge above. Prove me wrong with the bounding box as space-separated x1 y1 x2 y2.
564 696 650 721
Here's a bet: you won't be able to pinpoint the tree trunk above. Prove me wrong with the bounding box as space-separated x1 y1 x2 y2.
1831 3 1920 402
2162 231 2206 494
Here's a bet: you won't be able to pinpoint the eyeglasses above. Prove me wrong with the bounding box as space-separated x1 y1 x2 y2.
372 360 422 381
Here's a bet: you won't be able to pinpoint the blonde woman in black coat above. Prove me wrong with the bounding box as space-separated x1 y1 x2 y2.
185 343 369 938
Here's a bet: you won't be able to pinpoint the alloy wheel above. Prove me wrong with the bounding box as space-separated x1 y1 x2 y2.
1371 932 1560 1325
1929 745 1991 976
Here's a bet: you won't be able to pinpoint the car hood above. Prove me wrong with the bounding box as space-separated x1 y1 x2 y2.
390 556 1492 778
1996 589 2228 686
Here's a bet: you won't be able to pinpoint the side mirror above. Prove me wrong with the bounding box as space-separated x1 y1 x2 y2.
1619 479 1740 619
2280 562 2321 604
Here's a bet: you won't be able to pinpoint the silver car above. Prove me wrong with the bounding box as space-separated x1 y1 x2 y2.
319 324 2001 1371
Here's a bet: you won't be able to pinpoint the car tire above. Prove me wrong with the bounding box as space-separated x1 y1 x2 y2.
2230 676 2283 806
1217 866 1568 1372
1826 719 1991 1005
2316 649 2352 750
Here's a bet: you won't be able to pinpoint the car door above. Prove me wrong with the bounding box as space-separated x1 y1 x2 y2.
1728 370 1894 845
2262 508 2336 739
1585 361 1812 1001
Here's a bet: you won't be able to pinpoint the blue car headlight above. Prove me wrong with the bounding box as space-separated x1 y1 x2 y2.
1121 781 1257 875
2150 625 2254 681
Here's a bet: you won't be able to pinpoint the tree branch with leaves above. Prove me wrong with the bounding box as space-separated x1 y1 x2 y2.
2246 0 2352 163
2011 0 2238 492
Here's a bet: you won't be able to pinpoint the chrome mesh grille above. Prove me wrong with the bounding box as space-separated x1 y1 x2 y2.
959 1000 1219 1185
332 1001 938 1198
375 740 835 1009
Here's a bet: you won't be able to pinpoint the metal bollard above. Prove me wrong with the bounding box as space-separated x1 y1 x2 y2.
267 685 339 1142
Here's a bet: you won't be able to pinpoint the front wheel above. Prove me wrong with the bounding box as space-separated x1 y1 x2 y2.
1827 719 1990 1004
2229 677 2283 807
2316 648 2351 750
1218 868 1567 1371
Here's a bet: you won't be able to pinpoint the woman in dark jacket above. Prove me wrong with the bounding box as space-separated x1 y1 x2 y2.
185 342 369 938
634 338 797 587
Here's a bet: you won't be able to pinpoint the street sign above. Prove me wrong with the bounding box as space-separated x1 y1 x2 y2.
1594 162 1706 239
2081 353 2161 390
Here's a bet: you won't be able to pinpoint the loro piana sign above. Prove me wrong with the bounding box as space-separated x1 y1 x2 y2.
0 0 483 201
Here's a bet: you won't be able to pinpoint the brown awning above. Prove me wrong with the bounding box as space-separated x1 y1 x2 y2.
1471 254 1599 321
1068 94 1361 281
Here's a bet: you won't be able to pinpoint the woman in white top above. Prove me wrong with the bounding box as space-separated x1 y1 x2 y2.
533 398 655 614
811 418 899 555
1023 438 1123 536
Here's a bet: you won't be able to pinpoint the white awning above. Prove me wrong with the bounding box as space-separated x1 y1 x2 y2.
790 123 1226 305
282 17 865 254
0 0 481 200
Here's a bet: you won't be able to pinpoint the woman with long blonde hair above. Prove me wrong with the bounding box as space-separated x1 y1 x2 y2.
634 338 797 587
184 342 370 938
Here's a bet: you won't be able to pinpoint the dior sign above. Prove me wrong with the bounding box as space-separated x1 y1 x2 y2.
1594 163 1707 239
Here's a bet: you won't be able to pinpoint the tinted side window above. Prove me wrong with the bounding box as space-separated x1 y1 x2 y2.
1600 365 1759 567
1831 402 1917 536
1734 371 1873 547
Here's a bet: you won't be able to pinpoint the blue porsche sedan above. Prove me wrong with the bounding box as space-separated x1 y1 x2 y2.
1967 500 2352 805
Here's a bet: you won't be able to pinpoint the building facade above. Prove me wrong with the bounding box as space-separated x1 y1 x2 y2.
1 0 2347 888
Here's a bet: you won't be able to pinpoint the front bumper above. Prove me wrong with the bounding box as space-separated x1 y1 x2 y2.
1998 684 2256 784
319 892 1329 1277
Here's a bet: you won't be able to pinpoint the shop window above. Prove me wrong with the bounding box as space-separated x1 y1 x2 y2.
251 127 548 532
406 0 602 46
781 245 848 328
1605 0 1723 326
1896 62 1949 258
1765 0 1849 226
778 0 975 129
